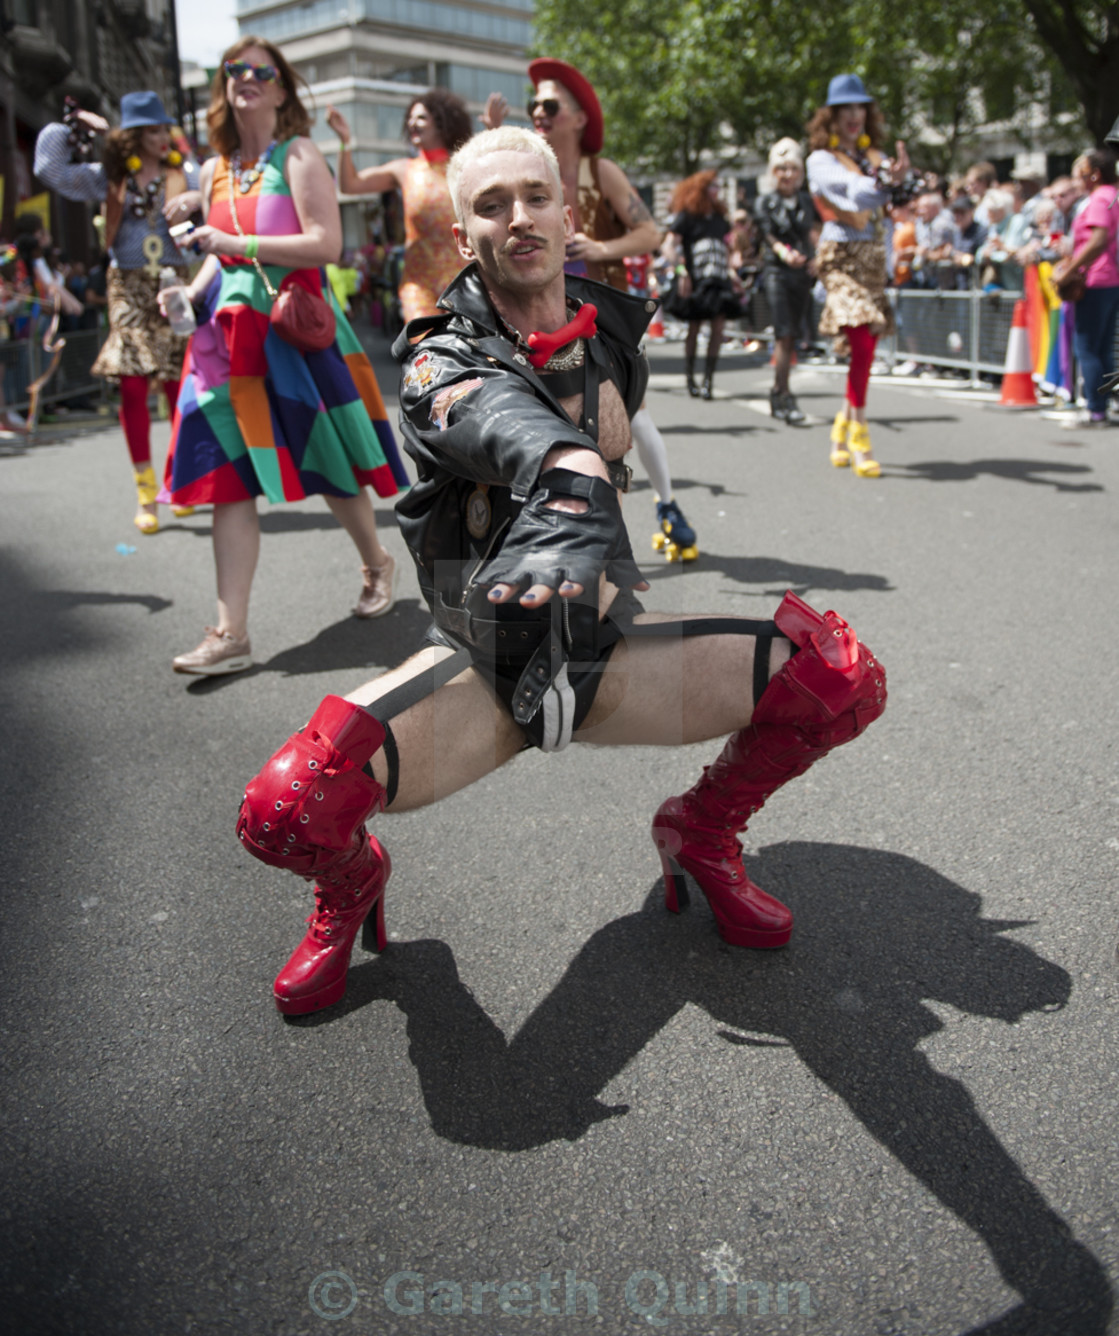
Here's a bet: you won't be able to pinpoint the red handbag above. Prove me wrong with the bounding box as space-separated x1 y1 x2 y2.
266 275 336 352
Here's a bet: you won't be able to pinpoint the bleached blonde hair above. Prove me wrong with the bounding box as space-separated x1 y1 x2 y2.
447 127 563 222
768 137 804 171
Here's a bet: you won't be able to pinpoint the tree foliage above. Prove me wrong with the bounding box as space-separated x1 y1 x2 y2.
1019 0 1119 143
531 0 1100 179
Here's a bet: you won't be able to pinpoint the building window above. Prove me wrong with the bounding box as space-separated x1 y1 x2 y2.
250 0 532 46
434 64 526 105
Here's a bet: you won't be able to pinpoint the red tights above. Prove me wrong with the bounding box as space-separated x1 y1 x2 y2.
842 325 876 410
119 376 181 467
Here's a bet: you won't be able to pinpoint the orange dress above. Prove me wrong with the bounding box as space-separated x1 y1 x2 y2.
398 154 464 323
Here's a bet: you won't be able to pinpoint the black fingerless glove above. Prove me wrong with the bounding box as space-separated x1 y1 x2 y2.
480 468 641 593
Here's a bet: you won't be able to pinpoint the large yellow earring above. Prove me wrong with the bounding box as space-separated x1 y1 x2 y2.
828 134 839 149
856 133 871 150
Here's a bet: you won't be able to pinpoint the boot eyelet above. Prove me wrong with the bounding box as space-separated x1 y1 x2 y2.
315 791 324 801
287 834 296 843
274 801 283 811
291 781 301 791
308 760 319 769
300 814 309 824
263 822 271 831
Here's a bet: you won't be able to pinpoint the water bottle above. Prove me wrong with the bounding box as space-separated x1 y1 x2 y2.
159 266 196 336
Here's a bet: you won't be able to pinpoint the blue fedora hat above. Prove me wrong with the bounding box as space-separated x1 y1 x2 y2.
826 74 873 106
119 91 173 129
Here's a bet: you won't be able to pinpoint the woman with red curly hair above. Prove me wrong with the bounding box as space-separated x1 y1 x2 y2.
664 170 740 399
806 74 915 477
326 88 506 323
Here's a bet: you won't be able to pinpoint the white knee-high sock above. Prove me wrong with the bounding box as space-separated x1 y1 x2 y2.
630 407 674 502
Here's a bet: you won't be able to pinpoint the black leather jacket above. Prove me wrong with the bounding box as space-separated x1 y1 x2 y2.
392 263 652 616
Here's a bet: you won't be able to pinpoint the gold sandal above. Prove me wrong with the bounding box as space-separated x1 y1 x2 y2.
829 410 850 467
133 465 160 534
847 422 881 478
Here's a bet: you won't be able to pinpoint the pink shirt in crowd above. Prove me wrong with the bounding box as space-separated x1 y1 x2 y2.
1072 184 1119 288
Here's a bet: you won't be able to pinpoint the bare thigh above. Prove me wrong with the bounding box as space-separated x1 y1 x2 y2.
346 646 527 813
574 612 791 746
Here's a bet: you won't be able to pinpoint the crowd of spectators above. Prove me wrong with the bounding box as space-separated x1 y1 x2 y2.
887 156 1108 293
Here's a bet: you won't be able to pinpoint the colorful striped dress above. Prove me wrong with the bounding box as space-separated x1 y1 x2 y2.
164 138 408 506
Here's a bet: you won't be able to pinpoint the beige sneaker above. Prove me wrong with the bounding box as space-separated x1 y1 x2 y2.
172 627 252 675
352 552 397 619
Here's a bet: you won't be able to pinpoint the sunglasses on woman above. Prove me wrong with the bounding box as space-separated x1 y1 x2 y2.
224 59 279 84
527 98 561 119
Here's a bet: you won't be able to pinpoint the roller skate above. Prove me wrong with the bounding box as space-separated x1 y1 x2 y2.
652 497 699 562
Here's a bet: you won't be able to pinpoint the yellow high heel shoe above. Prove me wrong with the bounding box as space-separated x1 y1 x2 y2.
133 465 159 534
829 410 850 467
847 421 881 478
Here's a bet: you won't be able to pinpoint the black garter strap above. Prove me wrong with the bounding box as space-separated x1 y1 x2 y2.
360 648 472 726
753 636 772 710
379 720 400 809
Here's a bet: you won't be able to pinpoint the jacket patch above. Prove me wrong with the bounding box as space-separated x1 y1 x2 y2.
430 377 485 430
402 352 438 393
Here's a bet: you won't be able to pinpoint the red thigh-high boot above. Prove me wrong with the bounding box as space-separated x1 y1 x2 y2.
651 591 887 947
237 696 390 1014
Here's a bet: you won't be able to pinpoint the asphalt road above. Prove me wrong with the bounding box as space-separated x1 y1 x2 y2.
2 330 1117 1336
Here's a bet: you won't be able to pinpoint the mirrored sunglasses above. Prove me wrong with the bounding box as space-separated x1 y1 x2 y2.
224 59 279 84
527 97 561 119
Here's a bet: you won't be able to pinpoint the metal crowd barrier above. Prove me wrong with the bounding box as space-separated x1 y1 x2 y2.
1 325 108 418
723 285 1022 383
718 282 1119 391
880 288 1022 379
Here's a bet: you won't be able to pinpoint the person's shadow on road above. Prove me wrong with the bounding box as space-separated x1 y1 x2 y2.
304 841 1112 1335
898 459 1102 492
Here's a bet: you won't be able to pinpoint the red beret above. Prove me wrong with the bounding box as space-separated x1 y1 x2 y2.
528 58 604 156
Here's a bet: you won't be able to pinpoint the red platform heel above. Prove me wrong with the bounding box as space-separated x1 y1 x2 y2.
652 591 887 948
272 832 391 1016
652 792 794 948
237 695 391 1015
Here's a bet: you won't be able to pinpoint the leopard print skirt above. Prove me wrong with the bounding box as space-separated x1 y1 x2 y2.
91 265 189 382
815 241 895 343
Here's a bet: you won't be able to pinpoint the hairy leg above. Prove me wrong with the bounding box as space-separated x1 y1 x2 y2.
346 646 527 812
575 613 792 746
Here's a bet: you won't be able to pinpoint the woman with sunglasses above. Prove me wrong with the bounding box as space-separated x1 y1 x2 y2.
33 91 201 533
326 89 506 324
160 38 408 675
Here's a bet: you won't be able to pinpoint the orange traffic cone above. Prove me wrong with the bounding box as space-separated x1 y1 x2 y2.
646 305 666 342
999 300 1037 407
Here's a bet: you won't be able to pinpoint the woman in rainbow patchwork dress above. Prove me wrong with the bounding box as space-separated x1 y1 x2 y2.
162 37 409 675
